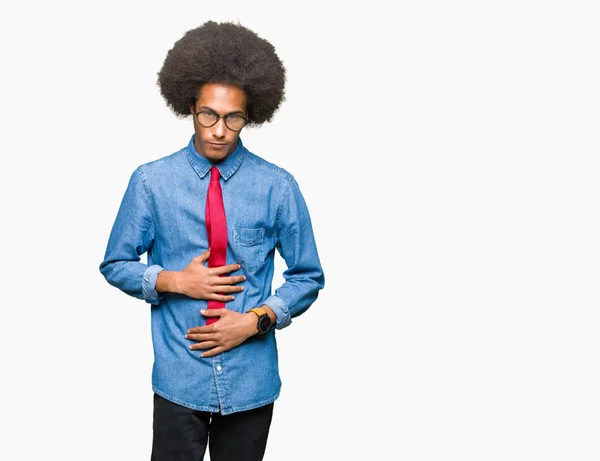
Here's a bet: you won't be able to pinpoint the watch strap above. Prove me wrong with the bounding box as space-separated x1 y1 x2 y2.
248 307 271 334
249 307 267 317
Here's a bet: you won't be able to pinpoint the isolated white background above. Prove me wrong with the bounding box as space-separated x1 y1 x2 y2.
1 1 598 460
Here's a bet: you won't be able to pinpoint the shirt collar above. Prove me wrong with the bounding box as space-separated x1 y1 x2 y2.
185 134 246 180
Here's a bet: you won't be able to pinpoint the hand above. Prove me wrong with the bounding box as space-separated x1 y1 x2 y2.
178 250 246 301
185 309 257 358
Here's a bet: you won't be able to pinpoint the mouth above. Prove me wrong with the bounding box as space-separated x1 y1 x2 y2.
208 142 227 149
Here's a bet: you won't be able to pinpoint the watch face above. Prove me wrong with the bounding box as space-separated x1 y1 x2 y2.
258 315 271 333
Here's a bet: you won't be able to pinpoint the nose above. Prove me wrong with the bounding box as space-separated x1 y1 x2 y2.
213 117 227 138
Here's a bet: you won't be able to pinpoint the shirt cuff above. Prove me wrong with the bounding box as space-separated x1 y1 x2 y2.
262 295 291 329
142 264 166 305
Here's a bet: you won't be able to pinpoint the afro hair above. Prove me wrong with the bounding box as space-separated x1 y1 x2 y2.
157 21 286 127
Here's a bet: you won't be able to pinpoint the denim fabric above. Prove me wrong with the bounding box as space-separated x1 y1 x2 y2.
99 135 324 415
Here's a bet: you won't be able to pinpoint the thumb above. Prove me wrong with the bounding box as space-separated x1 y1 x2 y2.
193 249 211 264
201 308 225 317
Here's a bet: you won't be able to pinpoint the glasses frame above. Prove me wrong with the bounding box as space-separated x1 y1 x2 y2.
194 110 249 131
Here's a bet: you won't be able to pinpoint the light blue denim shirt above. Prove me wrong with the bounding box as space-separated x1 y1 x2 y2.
99 135 324 415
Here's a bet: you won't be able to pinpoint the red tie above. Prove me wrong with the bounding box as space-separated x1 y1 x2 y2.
205 166 227 325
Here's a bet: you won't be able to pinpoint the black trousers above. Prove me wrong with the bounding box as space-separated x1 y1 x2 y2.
151 393 274 461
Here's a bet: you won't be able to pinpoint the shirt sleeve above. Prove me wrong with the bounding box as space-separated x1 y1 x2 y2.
262 178 325 329
99 166 165 305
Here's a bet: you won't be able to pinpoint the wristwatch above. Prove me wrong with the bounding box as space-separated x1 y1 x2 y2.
248 307 272 335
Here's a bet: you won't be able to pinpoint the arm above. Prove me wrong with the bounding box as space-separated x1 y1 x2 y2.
262 178 325 329
99 166 164 304
157 251 245 301
99 167 245 304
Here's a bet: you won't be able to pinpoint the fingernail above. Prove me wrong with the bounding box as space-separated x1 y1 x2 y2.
201 309 206 313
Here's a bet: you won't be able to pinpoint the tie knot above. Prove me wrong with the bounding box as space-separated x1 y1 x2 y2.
210 166 221 181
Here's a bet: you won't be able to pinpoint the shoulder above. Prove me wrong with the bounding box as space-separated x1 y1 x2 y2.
134 146 188 177
242 149 295 183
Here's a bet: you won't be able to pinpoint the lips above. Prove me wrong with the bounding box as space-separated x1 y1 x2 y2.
208 142 227 149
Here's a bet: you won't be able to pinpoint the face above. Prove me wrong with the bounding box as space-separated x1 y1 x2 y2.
190 83 248 163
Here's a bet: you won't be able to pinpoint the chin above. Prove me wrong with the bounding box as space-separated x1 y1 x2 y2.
206 151 229 162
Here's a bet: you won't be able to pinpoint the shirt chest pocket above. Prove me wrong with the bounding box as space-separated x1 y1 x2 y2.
232 227 266 272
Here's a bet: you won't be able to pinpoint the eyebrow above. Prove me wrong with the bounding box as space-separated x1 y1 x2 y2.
197 106 246 116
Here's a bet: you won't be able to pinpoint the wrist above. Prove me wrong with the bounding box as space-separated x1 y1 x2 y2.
260 305 277 325
156 270 184 294
248 307 273 335
244 312 260 336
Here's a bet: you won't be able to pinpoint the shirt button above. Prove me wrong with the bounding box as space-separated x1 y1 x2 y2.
216 365 222 371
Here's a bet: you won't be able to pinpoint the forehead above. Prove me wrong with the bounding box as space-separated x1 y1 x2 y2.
196 83 247 111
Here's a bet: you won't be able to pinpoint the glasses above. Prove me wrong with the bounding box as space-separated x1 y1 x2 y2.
194 110 249 131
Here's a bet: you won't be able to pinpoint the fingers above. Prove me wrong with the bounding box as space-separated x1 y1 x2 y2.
201 283 243 300
214 283 244 294
186 333 222 356
212 263 243 276
219 275 247 285
186 333 212 342
200 347 225 358
210 293 236 302
206 277 246 298
201 308 226 317
190 340 218 350
192 250 211 265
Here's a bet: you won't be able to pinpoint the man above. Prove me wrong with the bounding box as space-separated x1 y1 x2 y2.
99 21 325 461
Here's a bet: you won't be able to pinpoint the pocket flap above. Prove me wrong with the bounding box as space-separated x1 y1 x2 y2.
234 227 265 246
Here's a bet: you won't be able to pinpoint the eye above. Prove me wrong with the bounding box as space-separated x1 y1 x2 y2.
196 111 218 126
224 114 247 130
226 114 244 121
